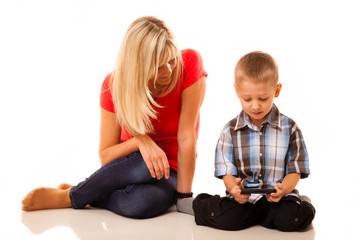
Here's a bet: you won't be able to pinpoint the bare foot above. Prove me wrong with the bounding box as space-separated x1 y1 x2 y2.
21 187 71 211
57 183 74 190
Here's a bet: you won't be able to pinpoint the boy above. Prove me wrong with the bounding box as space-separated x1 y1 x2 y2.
193 51 315 231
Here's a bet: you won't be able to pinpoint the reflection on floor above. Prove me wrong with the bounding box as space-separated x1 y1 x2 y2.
7 206 316 240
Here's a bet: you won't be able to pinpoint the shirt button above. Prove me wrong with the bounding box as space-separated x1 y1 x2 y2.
210 212 215 217
259 153 263 157
259 132 262 135
294 218 299 222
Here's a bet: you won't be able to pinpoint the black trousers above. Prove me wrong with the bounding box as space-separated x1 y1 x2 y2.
193 193 315 231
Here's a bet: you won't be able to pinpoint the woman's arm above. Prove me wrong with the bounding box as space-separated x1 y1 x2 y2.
176 76 206 193
98 107 138 166
99 108 170 179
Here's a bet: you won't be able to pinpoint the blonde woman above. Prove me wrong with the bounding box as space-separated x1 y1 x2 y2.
21 16 207 218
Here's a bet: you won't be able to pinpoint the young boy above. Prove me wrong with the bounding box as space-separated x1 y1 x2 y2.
193 51 315 231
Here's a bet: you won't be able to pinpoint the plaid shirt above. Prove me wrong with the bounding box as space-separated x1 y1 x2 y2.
215 104 310 203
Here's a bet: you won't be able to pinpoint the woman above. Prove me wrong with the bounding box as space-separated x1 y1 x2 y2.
21 16 207 218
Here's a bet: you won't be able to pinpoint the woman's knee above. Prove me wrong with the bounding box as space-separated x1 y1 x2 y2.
104 151 153 184
111 182 175 219
126 152 154 183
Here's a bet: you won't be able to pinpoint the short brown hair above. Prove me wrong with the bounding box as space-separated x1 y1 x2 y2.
234 51 278 86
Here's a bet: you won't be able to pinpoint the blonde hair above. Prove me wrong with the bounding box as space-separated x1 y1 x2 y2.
112 16 182 136
235 51 278 86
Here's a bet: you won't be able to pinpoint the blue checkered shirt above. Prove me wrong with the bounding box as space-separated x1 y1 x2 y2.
215 104 310 203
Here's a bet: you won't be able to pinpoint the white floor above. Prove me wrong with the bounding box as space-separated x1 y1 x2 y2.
6 206 317 240
1 192 357 240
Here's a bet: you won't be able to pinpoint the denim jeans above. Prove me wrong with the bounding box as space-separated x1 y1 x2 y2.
69 151 177 219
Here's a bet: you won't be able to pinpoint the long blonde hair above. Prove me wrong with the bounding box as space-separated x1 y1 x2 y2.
112 16 182 136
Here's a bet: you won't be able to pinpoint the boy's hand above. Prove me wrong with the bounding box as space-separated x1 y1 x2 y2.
266 183 284 202
231 178 250 204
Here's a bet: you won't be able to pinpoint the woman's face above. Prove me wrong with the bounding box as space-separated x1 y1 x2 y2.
149 56 177 94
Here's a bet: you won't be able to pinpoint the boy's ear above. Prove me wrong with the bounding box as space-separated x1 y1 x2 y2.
274 83 282 98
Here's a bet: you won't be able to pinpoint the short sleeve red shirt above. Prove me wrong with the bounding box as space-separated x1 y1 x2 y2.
100 49 207 171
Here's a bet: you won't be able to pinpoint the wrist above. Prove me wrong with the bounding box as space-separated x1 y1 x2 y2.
175 191 193 199
133 134 148 147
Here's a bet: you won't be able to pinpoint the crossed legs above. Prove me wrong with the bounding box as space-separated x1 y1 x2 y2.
193 193 316 231
21 152 177 218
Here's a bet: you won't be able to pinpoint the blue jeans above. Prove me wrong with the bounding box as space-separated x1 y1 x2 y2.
69 151 177 219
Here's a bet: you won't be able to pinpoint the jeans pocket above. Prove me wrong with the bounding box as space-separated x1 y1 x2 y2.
280 196 315 231
193 194 240 230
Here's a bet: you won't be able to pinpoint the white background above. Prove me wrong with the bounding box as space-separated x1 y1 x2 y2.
1 0 359 238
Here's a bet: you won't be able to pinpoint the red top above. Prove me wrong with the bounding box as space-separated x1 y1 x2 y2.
100 49 207 171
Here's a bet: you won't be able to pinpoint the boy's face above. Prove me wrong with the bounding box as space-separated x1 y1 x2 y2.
234 79 282 127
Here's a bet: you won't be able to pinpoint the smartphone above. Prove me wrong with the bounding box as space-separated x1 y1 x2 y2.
240 188 276 194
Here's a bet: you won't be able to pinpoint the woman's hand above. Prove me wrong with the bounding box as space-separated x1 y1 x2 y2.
231 178 251 204
134 135 170 179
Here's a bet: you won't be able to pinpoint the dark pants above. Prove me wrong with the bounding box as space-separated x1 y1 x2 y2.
193 193 315 231
69 152 177 219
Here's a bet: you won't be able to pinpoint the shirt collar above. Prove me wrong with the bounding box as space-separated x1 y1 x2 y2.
235 104 281 131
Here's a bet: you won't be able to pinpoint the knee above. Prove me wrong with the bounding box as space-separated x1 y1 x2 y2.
265 197 316 232
123 196 174 219
113 184 175 219
293 200 316 231
109 152 152 183
193 194 253 230
126 152 153 183
118 202 155 219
